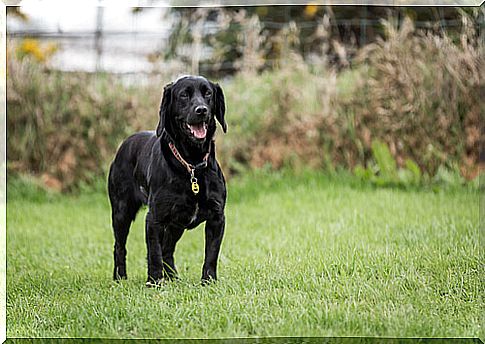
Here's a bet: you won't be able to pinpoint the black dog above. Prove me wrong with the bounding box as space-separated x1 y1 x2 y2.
108 75 227 286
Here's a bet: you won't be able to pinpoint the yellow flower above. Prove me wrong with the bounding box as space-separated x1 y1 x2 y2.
304 4 319 18
16 39 58 63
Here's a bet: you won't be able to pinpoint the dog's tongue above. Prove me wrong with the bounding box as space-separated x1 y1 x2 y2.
189 123 207 139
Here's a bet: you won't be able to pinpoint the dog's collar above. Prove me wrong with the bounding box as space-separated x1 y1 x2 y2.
161 129 211 195
168 141 211 172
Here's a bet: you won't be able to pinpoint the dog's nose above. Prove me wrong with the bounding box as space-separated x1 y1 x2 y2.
195 105 208 116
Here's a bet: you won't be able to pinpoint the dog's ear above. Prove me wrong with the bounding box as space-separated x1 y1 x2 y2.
212 82 227 133
156 82 173 137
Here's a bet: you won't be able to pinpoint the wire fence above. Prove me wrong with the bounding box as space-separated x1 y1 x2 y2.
7 7 482 77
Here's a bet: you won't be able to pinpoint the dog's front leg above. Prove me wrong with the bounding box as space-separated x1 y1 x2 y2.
145 210 164 285
162 226 185 280
201 213 225 283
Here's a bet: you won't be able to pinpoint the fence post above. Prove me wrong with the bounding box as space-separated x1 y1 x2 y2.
360 6 367 46
95 5 104 72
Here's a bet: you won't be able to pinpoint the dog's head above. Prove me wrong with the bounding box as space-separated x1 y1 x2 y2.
156 76 226 146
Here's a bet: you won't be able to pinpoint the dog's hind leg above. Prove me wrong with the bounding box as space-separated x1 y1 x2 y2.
109 165 142 281
111 204 136 280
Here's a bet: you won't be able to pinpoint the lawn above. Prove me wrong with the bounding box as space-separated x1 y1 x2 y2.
6 171 483 338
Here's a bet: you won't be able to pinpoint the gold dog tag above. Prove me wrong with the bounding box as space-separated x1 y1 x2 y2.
191 181 199 194
190 171 200 195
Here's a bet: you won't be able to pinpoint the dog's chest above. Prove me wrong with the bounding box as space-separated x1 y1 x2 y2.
169 200 203 228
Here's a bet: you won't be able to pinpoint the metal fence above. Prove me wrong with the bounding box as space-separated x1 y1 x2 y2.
7 6 481 77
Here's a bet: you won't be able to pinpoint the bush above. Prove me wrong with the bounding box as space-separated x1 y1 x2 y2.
220 15 482 181
350 16 482 178
354 139 422 188
218 53 338 174
7 55 161 190
6 13 482 190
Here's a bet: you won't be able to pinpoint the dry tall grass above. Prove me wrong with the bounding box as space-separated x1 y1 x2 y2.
351 16 483 179
220 14 482 180
7 56 162 190
6 13 483 190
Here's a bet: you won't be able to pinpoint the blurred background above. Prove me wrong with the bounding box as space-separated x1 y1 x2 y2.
6 4 484 191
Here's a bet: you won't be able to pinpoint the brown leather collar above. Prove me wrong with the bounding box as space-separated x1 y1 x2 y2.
160 129 211 195
167 141 211 174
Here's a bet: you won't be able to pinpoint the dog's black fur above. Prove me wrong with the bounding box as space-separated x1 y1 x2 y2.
108 75 227 285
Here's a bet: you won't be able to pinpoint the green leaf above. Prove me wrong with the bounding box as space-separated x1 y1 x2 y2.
354 164 373 181
371 140 398 183
404 159 421 184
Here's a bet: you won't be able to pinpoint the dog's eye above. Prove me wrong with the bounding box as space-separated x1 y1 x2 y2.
204 90 212 98
180 92 189 99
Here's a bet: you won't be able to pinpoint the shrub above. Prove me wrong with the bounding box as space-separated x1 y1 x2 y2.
7 55 161 190
218 53 338 174
220 14 482 181
349 16 482 178
354 139 422 188
6 13 482 190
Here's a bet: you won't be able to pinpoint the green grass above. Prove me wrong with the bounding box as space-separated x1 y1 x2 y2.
6 171 483 338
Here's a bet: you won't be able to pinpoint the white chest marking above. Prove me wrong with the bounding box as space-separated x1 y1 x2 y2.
190 203 199 223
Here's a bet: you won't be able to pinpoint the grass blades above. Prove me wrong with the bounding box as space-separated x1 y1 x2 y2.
6 172 482 338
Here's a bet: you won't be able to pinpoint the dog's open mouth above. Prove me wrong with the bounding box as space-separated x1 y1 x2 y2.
187 122 208 139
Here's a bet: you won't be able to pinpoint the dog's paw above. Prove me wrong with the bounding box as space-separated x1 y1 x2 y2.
201 277 217 286
145 279 165 288
146 275 177 288
113 268 127 281
162 273 180 282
